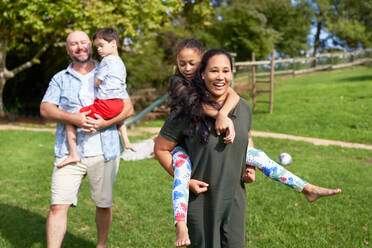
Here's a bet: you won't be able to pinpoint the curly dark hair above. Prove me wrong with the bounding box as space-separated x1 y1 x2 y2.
169 49 233 144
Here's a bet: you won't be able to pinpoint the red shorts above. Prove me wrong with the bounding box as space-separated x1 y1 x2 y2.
80 98 124 120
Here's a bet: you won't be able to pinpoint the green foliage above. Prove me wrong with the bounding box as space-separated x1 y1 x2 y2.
325 0 372 48
210 4 276 60
249 0 313 57
124 33 172 90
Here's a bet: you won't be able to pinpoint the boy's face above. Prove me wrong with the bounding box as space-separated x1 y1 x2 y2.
94 38 116 57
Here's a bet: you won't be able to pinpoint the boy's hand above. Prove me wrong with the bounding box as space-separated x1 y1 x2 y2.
189 179 209 195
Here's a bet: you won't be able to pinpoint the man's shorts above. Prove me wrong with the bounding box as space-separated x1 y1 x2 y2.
51 155 119 208
80 98 124 120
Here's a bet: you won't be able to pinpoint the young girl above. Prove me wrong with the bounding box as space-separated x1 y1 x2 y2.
156 39 341 247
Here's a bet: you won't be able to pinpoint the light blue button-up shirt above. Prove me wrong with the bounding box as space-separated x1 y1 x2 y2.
41 62 126 161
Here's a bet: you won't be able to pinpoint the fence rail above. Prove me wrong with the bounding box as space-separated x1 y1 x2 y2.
234 49 372 113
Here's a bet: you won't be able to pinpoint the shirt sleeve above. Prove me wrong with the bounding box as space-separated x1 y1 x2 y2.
159 115 186 143
41 74 61 105
95 58 109 81
122 88 130 100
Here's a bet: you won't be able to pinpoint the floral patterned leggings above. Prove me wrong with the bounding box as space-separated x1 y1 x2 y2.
171 146 307 225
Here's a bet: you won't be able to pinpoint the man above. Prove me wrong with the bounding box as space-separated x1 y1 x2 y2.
40 30 133 248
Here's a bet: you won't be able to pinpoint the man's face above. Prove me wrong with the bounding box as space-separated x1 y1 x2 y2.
66 31 92 63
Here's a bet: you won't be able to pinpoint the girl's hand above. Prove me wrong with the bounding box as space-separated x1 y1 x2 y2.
215 111 229 135
189 179 209 195
223 118 235 144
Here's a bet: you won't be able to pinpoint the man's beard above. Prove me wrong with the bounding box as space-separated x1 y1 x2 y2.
71 52 92 63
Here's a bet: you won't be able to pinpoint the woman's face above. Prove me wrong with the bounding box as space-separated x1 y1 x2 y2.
177 48 202 81
202 54 232 103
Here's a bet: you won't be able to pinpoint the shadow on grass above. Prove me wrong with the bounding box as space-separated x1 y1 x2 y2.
337 75 372 82
0 204 95 248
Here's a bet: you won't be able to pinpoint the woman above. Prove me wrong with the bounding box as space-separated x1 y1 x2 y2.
155 49 341 247
156 49 253 247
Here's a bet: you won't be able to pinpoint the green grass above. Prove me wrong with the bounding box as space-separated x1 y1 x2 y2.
238 67 372 144
0 130 371 247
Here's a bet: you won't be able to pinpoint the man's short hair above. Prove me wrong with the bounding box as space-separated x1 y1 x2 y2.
93 27 119 46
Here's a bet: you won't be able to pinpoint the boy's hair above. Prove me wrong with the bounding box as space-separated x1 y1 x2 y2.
93 27 119 46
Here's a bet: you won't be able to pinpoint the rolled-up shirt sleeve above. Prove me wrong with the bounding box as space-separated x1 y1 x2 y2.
41 75 61 105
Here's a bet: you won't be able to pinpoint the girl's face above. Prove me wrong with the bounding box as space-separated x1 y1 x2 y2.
201 54 232 103
176 48 202 81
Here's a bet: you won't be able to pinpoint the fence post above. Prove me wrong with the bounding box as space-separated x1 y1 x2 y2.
292 58 296 77
269 50 275 114
251 52 256 111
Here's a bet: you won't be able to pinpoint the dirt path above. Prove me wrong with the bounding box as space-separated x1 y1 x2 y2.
1 124 371 150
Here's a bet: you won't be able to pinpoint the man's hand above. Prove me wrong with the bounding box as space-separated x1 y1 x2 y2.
84 113 106 133
72 110 93 129
189 179 209 195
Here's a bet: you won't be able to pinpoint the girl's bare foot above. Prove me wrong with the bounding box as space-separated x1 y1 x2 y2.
302 183 342 202
175 221 191 247
56 155 80 168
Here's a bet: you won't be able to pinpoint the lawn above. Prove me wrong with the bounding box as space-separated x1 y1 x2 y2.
238 67 372 145
0 67 371 247
0 130 371 247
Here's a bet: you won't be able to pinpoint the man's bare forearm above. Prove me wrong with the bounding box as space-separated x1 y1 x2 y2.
100 99 134 128
40 102 79 126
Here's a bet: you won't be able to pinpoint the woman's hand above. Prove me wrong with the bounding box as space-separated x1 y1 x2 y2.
189 179 209 195
243 165 256 183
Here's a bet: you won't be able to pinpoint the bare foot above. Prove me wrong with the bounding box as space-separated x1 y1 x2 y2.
56 155 80 168
243 165 256 183
174 222 191 247
302 183 342 202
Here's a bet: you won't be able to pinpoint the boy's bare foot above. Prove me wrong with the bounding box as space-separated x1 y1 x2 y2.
302 183 342 202
175 221 191 247
56 155 80 168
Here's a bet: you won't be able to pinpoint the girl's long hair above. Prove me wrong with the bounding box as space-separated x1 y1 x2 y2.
168 49 233 144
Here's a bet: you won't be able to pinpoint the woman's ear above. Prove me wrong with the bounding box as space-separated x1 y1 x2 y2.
201 72 205 80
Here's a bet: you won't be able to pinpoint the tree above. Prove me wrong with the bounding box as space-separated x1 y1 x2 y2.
210 4 276 60
249 0 313 57
0 0 182 117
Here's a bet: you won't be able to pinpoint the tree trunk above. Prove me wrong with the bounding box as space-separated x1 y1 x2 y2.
0 39 7 118
0 38 49 118
0 77 5 117
312 18 322 57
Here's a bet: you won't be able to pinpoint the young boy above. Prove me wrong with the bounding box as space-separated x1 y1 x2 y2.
57 27 134 168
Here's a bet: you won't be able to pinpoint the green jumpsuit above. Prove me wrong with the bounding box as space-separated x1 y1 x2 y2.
160 98 252 248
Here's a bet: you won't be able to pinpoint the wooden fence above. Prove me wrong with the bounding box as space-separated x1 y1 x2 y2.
234 49 372 113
